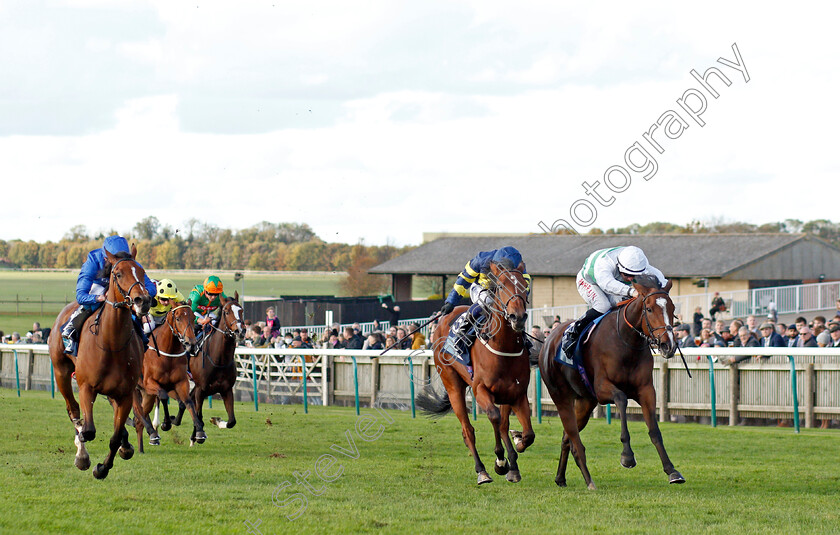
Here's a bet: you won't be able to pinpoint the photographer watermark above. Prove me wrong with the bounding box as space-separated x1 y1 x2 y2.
538 42 750 235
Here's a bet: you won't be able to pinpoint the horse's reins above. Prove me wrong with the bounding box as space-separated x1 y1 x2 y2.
478 268 529 358
618 292 692 378
196 302 241 369
150 305 193 358
89 257 148 352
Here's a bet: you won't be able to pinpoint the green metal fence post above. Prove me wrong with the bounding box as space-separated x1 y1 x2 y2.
351 356 360 416
707 356 716 427
252 354 258 412
535 368 542 424
301 355 308 414
472 388 477 420
407 356 416 418
50 360 55 399
13 350 21 397
788 356 800 433
606 404 611 424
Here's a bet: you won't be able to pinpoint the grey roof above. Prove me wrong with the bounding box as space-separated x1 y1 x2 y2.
370 234 840 279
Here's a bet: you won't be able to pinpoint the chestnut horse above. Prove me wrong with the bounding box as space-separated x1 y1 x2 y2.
172 293 245 446
133 303 199 452
48 246 151 479
539 276 684 489
417 261 535 485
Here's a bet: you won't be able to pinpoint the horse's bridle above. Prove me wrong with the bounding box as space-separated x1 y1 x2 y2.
104 257 146 309
619 290 674 352
151 304 194 358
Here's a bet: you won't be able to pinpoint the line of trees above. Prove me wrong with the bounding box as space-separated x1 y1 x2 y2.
555 218 840 245
0 219 413 295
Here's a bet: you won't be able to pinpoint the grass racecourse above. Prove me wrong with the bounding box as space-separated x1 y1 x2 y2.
1 389 839 534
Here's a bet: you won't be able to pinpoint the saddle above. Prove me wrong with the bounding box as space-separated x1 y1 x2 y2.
554 311 611 398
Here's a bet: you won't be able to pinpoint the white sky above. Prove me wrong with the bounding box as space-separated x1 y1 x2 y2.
1 1 838 246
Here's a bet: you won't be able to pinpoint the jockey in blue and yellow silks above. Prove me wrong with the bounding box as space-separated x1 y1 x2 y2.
440 246 531 354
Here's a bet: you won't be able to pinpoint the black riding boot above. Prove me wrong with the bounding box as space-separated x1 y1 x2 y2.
560 308 601 356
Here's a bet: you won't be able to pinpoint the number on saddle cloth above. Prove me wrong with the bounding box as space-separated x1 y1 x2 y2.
554 311 610 367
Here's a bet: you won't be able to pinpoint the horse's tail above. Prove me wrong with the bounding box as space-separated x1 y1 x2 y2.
416 387 452 418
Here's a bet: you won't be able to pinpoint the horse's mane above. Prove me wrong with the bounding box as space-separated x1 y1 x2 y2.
633 273 662 290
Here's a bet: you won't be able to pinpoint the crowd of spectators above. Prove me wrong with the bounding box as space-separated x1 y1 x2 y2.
240 307 428 351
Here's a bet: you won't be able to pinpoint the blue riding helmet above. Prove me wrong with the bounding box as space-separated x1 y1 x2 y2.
492 246 522 269
103 235 130 255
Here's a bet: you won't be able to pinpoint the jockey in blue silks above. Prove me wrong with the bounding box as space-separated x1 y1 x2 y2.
439 246 531 355
60 235 156 354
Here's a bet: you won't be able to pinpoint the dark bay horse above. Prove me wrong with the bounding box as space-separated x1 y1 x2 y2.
48 246 151 479
417 261 535 484
133 303 199 452
172 293 245 446
539 277 684 489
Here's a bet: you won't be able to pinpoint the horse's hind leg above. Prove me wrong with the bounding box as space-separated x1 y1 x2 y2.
612 389 636 469
190 389 207 447
171 386 192 426
638 385 684 484
93 395 133 480
549 390 595 489
53 357 89 470
220 388 237 429
474 384 508 485
453 386 491 485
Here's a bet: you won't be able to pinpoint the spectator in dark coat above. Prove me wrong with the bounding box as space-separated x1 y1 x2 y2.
759 322 786 347
675 324 696 348
342 326 364 349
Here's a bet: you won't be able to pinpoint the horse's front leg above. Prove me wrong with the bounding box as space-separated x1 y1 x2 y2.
638 385 685 484
474 385 507 481
93 395 133 479
611 389 636 469
210 387 237 430
509 394 535 453
174 381 205 444
498 404 521 483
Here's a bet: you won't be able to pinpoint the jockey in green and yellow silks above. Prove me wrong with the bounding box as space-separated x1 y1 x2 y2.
189 275 228 329
149 278 185 329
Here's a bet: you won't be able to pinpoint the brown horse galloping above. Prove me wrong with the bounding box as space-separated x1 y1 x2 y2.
417 261 535 485
48 246 151 479
539 276 684 489
172 294 245 446
133 303 199 452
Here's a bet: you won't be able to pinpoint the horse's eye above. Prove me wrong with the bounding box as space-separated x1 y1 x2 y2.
646 307 652 313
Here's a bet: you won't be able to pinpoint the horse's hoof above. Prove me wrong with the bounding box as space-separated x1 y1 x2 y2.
587 482 597 490
195 431 207 444
92 464 108 479
81 429 96 443
160 421 172 432
477 472 493 485
189 440 196 448
669 471 686 484
505 470 521 483
149 434 161 446
555 478 567 487
620 455 637 469
494 459 510 476
118 445 134 460
74 456 91 471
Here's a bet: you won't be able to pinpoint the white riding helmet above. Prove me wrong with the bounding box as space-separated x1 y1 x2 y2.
616 246 648 275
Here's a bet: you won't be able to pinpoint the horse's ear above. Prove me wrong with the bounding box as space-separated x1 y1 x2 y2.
234 291 239 301
104 249 118 264
516 261 525 272
130 243 138 259
664 280 673 292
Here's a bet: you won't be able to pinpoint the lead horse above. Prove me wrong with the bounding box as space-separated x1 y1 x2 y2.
133 302 200 452
172 293 245 445
48 245 151 479
539 276 684 489
417 261 535 484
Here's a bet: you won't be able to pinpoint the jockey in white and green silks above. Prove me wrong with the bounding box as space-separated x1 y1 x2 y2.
560 246 668 355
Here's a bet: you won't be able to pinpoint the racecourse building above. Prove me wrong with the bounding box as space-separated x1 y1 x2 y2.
369 234 840 308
